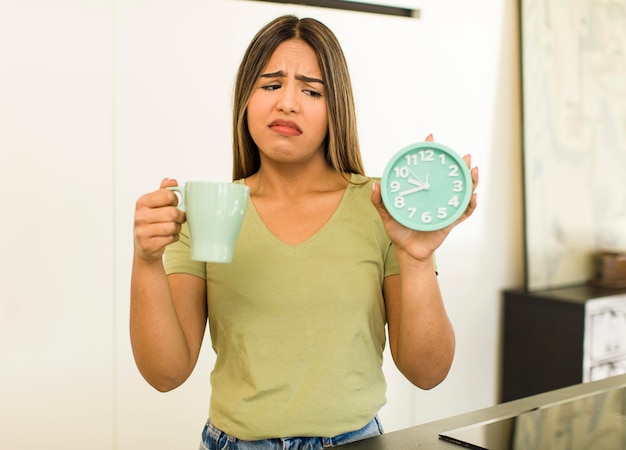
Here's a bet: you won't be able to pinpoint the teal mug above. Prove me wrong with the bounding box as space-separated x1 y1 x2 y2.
168 182 249 263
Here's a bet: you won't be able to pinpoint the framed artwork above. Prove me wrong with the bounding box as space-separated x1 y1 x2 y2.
520 0 626 291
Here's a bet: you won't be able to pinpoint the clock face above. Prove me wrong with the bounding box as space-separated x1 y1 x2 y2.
381 142 472 231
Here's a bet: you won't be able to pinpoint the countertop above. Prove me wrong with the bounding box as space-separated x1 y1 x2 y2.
338 374 626 449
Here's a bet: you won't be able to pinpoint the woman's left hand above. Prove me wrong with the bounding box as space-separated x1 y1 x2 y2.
370 136 479 262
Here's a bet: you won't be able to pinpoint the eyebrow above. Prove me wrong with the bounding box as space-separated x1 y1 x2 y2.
260 70 324 85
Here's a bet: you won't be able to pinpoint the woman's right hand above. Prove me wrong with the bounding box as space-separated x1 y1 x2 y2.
133 178 186 264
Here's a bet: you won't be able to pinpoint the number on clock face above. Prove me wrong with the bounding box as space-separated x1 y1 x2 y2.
381 142 472 231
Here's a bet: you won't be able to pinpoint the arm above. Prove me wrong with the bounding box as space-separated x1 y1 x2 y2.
130 179 208 392
372 139 479 389
383 256 454 389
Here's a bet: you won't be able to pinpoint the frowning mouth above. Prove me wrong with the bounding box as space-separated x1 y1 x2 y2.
269 119 302 136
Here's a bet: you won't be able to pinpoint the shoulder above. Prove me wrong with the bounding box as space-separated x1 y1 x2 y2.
343 173 379 217
347 173 377 199
349 173 375 188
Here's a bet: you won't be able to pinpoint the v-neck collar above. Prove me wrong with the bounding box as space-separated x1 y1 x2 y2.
242 173 356 253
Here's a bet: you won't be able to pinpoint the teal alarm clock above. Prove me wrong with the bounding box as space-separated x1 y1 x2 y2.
380 141 472 231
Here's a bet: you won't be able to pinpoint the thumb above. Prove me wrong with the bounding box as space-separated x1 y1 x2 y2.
371 181 396 228
160 177 178 189
370 181 388 214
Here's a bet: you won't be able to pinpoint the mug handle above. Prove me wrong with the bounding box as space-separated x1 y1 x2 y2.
166 186 185 212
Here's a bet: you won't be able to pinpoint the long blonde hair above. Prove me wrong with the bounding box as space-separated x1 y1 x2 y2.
232 15 364 180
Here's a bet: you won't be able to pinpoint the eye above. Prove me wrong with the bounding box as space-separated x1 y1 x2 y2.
261 83 281 92
304 89 322 98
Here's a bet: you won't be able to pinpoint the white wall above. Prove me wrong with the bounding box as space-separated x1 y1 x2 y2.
0 0 523 448
0 1 115 448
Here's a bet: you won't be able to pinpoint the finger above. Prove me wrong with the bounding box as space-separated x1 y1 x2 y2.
134 234 180 262
135 220 182 241
370 181 384 209
471 166 479 190
160 178 181 207
160 178 178 189
133 218 183 259
371 181 398 227
137 187 180 209
135 205 185 228
455 193 478 226
461 155 479 190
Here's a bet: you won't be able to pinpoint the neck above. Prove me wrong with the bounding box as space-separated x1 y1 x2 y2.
247 164 349 199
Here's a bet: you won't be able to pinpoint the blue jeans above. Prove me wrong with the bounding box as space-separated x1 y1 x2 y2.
198 416 384 449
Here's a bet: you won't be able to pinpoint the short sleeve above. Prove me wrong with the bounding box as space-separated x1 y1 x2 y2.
163 223 207 279
383 243 400 277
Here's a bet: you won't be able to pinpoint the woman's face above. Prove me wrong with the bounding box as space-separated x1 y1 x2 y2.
247 39 328 169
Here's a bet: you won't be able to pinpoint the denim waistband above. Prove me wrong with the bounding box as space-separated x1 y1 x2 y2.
200 416 383 449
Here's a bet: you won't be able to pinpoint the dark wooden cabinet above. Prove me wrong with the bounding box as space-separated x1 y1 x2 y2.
501 285 626 402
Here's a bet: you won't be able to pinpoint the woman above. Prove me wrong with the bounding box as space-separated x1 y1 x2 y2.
131 15 478 449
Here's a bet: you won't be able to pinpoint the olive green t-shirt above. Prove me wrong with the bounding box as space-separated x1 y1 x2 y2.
164 174 400 439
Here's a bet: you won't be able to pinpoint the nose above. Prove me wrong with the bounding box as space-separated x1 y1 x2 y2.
276 83 299 114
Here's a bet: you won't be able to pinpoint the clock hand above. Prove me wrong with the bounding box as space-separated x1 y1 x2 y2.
399 185 426 196
423 173 430 189
409 169 424 185
407 178 423 187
